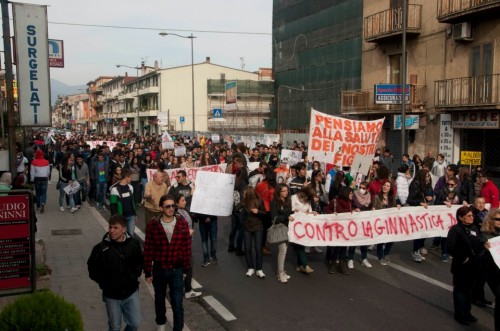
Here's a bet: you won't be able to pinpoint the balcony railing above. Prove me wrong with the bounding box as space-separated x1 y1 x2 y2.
341 85 426 114
364 4 422 42
437 0 500 22
434 74 500 108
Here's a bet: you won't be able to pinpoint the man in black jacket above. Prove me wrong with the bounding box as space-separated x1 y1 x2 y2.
88 214 143 331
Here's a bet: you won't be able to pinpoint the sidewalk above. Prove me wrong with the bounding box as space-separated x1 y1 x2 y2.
36 186 158 330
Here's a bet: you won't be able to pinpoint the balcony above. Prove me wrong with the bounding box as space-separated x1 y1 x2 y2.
139 86 160 95
340 85 426 115
364 4 422 43
118 92 135 100
437 0 500 23
138 109 159 117
434 74 500 109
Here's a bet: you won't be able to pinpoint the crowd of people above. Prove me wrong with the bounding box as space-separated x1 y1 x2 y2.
2 130 500 330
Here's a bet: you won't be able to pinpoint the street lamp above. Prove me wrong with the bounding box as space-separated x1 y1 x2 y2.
116 64 140 134
159 31 196 138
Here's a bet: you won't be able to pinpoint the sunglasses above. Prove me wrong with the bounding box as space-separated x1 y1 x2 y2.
494 218 500 221
162 204 175 209
176 176 182 179
447 184 455 187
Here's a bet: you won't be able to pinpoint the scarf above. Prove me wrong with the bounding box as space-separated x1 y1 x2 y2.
353 190 371 208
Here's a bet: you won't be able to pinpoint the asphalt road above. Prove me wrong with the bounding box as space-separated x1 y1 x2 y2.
123 204 495 331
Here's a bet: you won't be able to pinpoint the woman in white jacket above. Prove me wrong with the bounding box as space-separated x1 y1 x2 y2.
396 164 412 205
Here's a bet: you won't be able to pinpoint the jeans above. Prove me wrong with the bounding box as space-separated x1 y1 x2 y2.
74 180 88 205
152 267 184 330
59 182 75 209
292 243 307 267
199 218 217 263
348 245 368 260
244 230 263 270
376 242 394 259
34 180 48 207
103 289 141 331
96 181 107 205
453 272 475 320
125 215 136 237
229 211 244 251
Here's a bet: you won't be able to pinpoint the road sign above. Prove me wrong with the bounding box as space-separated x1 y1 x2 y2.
180 116 185 124
213 108 222 118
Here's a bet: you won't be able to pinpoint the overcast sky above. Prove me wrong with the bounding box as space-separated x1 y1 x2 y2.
9 0 272 85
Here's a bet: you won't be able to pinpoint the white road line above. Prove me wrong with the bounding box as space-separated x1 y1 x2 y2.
203 296 237 321
365 251 453 292
191 278 202 290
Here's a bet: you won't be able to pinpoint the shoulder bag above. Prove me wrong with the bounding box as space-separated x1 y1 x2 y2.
267 216 288 245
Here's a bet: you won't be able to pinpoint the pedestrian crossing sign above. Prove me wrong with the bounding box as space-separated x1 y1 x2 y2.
213 108 222 118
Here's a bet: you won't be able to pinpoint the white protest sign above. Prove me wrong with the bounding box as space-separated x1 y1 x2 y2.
63 181 81 196
211 134 220 143
86 141 119 149
289 205 460 246
190 171 235 216
487 236 500 269
248 162 260 172
280 149 302 166
146 164 228 184
161 131 174 150
350 153 373 178
175 146 187 157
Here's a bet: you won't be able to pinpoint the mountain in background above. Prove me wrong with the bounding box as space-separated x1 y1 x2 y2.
50 79 87 105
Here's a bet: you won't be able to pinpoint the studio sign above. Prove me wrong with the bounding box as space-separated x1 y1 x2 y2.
0 203 28 219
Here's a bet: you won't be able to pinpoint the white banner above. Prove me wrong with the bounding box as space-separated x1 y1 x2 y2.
86 141 119 149
13 3 51 126
289 205 461 246
190 172 235 216
175 146 186 157
308 108 384 166
146 164 228 184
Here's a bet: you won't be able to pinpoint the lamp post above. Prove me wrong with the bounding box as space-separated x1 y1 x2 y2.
116 64 140 134
159 31 196 138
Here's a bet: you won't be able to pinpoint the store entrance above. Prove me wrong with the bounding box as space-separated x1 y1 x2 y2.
461 129 500 186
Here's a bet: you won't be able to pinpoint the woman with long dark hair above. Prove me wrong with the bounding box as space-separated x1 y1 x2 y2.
373 181 399 265
270 183 294 283
242 186 267 278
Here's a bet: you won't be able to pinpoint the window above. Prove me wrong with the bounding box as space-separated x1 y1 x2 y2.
471 43 493 103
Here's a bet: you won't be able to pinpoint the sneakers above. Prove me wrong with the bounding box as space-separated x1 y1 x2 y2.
412 251 423 262
277 272 288 283
283 272 291 280
76 205 81 209
70 207 78 213
296 265 314 274
311 246 323 253
304 247 311 254
202 260 211 267
347 259 354 269
441 254 449 263
210 257 218 265
40 204 44 213
378 257 388 266
361 259 373 268
420 247 428 255
185 290 202 299
256 270 265 278
59 207 65 212
246 268 255 277
96 202 100 208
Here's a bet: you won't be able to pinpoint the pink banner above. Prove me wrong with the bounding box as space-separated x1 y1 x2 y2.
146 164 228 185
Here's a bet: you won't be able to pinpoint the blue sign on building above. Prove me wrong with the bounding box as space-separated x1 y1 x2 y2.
213 108 223 118
374 84 411 105
180 116 185 124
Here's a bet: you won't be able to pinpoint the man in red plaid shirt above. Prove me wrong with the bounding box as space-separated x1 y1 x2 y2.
144 194 191 331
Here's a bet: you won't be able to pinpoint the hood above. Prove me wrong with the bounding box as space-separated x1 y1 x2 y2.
35 150 44 159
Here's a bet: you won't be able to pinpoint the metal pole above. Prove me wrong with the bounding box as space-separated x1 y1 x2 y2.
190 33 195 139
1 0 17 173
136 66 140 135
167 109 170 131
401 0 408 156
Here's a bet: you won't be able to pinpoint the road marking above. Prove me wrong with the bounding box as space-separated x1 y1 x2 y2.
364 251 453 292
203 296 237 321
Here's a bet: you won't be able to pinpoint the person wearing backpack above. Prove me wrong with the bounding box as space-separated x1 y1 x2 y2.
110 168 137 236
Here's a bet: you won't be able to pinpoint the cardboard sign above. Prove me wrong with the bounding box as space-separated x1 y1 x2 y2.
460 151 482 166
487 236 500 269
190 172 235 216
280 149 302 166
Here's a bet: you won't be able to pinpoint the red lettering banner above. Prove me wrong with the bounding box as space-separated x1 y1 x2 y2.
289 205 460 246
308 108 384 166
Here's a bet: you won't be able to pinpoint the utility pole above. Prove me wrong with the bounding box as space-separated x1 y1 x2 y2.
1 0 18 173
